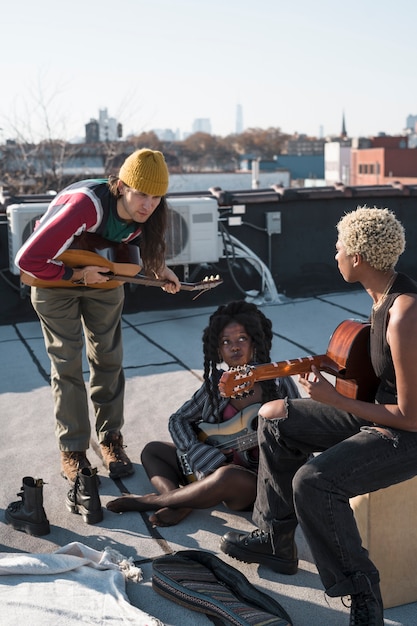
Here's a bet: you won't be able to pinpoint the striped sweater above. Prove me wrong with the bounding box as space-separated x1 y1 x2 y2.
15 179 142 282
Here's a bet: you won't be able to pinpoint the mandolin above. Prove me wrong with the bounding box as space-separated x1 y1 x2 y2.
219 319 379 402
20 233 223 293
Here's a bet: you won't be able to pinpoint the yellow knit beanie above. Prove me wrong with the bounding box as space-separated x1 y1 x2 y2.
119 148 169 196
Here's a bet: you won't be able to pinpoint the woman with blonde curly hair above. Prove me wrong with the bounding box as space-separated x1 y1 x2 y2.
220 206 417 626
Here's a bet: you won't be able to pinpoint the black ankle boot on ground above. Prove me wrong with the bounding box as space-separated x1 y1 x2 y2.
346 574 384 626
66 466 103 524
220 527 298 575
5 476 50 536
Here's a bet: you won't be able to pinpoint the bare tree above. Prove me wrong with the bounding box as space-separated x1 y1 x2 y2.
0 74 81 194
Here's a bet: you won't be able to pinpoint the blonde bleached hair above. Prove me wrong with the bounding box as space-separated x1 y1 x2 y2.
337 205 405 271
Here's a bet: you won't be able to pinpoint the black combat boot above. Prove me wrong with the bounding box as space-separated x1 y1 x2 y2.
348 573 384 626
220 520 298 575
5 476 50 536
66 466 103 524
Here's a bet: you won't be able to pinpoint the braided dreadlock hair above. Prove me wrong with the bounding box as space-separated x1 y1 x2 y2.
202 300 279 421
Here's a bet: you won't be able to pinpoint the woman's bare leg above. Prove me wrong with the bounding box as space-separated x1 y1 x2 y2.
141 440 193 523
141 441 184 493
106 464 257 525
106 441 193 523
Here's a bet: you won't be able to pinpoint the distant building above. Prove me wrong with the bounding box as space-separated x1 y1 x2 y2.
408 133 417 149
240 154 324 183
85 119 100 144
192 118 212 134
406 114 417 132
350 135 417 185
236 104 243 134
325 141 351 185
275 154 324 181
285 134 325 156
341 111 347 139
154 128 180 141
85 108 122 143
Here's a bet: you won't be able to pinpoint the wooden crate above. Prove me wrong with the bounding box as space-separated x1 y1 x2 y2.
350 476 417 608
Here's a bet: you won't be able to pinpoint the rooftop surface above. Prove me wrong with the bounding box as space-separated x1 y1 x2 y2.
1 289 416 625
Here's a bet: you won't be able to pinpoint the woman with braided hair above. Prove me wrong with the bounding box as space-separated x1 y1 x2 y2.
106 300 299 526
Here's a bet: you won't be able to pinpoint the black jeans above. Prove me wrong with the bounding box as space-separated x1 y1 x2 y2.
253 398 417 597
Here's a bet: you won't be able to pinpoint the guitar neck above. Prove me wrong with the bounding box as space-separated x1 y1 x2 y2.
220 319 380 401
21 269 222 292
111 274 220 292
249 355 341 382
220 355 343 398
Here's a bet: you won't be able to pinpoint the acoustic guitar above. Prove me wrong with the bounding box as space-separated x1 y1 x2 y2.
177 403 262 481
20 233 223 294
219 319 379 402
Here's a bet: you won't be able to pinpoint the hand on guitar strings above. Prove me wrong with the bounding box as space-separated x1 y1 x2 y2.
157 266 181 294
298 365 341 405
72 265 112 285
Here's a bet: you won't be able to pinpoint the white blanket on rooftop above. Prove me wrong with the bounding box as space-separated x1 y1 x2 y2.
0 541 163 625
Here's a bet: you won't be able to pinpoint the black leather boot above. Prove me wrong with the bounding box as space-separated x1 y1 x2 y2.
220 521 298 575
66 467 103 524
5 476 50 536
348 573 384 626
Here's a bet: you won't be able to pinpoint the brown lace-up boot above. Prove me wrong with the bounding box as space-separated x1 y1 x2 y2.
61 451 91 483
100 432 134 479
5 477 50 536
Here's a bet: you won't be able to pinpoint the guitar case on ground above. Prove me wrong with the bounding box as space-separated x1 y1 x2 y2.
152 549 293 626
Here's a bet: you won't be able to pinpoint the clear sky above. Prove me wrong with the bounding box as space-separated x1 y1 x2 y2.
1 0 416 142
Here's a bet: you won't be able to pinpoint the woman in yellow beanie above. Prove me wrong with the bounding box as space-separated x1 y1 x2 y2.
15 148 180 509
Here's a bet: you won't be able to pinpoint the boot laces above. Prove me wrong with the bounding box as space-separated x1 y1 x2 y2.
33 478 46 487
249 529 270 544
102 434 128 463
7 479 46 512
8 493 24 512
348 593 377 626
109 440 126 461
67 452 87 465
344 574 382 626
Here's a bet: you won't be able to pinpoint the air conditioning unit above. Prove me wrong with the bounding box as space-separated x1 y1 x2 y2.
165 197 219 265
6 203 49 274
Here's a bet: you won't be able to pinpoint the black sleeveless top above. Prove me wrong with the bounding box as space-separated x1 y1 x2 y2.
370 272 417 404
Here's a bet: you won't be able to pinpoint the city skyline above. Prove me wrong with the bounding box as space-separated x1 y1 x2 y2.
1 0 416 143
